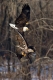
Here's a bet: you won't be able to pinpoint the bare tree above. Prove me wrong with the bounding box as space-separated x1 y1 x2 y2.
0 0 53 80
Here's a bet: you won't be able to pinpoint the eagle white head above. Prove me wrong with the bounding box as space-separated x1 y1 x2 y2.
23 26 29 32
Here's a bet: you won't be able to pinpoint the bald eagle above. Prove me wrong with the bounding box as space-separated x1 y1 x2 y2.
9 4 30 34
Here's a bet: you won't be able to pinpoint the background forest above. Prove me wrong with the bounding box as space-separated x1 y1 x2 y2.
0 0 53 80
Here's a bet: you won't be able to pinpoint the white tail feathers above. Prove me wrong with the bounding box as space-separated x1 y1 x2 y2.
9 23 18 29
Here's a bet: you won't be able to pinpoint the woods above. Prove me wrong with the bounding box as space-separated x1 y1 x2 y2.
0 0 53 80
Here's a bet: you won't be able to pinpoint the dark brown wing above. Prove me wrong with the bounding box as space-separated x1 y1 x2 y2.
15 13 28 27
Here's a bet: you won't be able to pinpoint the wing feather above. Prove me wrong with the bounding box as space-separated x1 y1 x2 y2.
11 30 28 50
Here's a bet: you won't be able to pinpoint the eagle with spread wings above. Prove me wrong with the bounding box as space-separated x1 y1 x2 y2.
9 4 30 34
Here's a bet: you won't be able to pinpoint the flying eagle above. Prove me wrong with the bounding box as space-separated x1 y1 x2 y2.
11 29 34 58
9 4 30 34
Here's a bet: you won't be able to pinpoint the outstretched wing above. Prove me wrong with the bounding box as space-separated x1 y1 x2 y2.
15 13 28 27
11 29 28 51
15 4 30 27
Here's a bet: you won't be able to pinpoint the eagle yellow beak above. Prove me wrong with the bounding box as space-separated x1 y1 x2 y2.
26 22 29 25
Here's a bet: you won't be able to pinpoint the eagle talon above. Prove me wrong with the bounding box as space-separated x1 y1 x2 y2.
22 52 26 57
